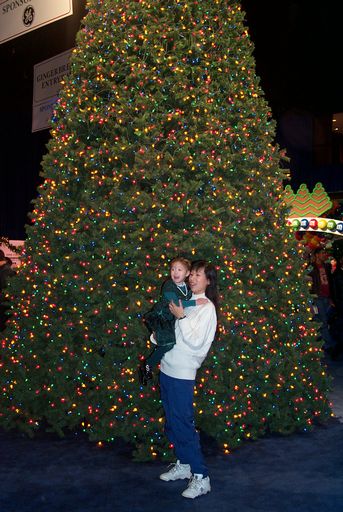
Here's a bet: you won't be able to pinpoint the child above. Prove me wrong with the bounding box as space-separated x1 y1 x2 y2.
138 257 208 385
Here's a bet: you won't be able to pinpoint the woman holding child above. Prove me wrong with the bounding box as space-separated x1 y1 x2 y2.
153 259 219 500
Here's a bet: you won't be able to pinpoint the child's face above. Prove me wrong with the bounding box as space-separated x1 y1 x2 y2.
170 262 190 284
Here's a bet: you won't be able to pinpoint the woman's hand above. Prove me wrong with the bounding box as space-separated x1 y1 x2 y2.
169 299 185 319
196 298 208 305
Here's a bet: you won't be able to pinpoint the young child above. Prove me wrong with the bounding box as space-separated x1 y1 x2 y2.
138 257 208 385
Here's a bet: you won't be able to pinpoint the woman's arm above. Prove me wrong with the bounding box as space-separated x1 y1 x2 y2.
169 301 217 351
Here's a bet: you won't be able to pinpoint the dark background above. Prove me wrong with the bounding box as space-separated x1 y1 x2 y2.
1 0 343 240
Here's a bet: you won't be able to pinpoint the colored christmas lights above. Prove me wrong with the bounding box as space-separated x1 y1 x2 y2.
0 0 332 461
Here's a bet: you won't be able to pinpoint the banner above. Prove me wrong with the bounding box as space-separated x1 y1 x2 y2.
0 240 24 268
32 49 72 132
287 217 343 237
0 0 73 44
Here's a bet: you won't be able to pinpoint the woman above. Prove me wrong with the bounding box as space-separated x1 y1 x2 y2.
331 255 343 358
157 259 218 499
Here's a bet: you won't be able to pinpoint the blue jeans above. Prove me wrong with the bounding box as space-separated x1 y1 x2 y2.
313 297 336 349
160 372 208 476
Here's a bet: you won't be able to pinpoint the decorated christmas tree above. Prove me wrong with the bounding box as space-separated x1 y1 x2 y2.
0 0 332 460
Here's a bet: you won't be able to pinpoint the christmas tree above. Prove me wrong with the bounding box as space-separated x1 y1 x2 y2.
0 0 332 460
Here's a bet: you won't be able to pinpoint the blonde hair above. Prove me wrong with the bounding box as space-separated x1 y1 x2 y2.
170 257 191 271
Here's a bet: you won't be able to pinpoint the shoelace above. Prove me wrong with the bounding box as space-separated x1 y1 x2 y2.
187 476 203 490
169 462 180 473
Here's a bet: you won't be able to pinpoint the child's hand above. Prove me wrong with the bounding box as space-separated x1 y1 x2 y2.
196 298 209 305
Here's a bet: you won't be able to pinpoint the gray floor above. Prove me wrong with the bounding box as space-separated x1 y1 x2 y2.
0 356 342 512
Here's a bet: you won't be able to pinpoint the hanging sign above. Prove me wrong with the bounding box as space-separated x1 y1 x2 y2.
0 0 73 44
32 49 72 132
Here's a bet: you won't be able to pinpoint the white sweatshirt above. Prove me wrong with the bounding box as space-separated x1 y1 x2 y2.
159 292 217 380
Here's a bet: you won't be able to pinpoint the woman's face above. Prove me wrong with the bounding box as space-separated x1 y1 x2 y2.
189 267 209 294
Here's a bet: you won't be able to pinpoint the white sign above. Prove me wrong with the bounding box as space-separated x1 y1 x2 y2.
0 0 73 44
32 98 58 132
32 49 72 132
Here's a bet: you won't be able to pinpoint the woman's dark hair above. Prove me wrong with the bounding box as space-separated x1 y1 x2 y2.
191 260 219 311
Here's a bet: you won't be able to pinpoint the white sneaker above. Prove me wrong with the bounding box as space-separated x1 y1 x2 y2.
159 460 192 481
182 474 211 499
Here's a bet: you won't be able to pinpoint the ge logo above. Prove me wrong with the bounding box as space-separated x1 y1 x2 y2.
23 6 35 27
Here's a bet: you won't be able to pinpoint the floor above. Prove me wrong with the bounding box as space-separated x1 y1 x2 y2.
0 356 342 512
